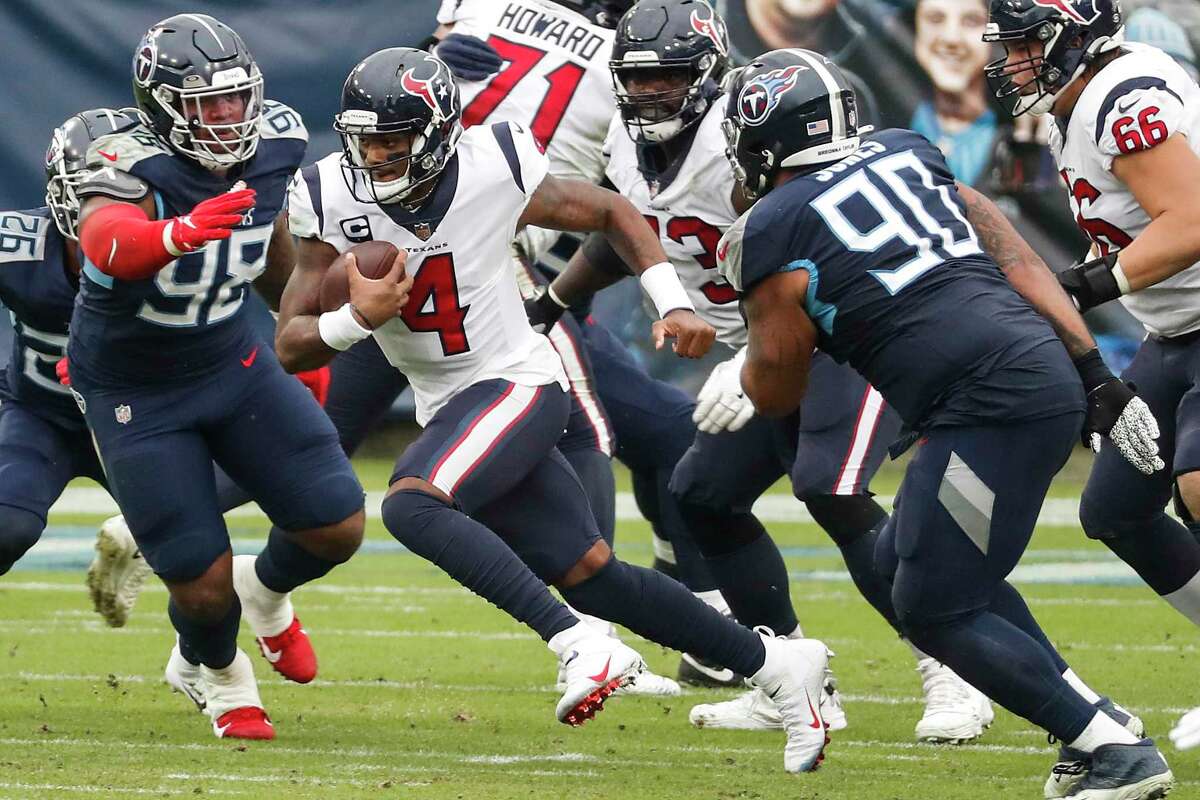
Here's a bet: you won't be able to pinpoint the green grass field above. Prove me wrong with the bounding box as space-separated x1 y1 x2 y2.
1 452 1197 799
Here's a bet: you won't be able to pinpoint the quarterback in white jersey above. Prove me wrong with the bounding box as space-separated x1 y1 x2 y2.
536 4 988 745
986 0 1200 767
277 49 841 769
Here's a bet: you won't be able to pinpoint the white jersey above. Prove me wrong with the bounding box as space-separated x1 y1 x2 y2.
603 100 746 348
1048 42 1200 337
438 0 616 263
288 122 567 425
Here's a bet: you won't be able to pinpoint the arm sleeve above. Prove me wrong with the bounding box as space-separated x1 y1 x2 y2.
1095 80 1187 171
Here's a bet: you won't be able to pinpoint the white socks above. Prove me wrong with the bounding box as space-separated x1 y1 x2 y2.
547 621 593 657
1069 710 1139 753
233 555 292 637
1063 668 1102 705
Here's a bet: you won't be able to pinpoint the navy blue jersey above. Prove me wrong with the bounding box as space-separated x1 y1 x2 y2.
69 101 306 385
720 128 1083 430
0 208 85 430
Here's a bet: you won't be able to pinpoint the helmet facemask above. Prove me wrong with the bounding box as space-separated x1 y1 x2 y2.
613 53 722 143
335 109 462 208
44 129 84 240
145 66 265 169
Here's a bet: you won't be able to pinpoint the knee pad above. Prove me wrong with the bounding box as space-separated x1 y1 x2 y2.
0 506 44 574
804 494 887 547
381 489 449 546
1078 487 1146 541
675 500 766 557
873 522 899 584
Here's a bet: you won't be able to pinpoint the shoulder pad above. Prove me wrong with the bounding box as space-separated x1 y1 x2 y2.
0 210 50 264
76 166 151 203
260 100 309 143
716 210 749 291
86 124 170 172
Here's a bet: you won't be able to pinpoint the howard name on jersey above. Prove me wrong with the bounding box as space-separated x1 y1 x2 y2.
604 99 744 348
68 101 307 384
1049 42 1200 338
720 128 1083 430
439 0 616 265
0 208 84 430
288 121 566 425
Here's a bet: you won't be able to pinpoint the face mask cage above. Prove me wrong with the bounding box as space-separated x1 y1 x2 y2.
45 162 85 241
984 22 1065 116
721 116 769 200
612 55 718 143
149 69 264 169
335 114 460 206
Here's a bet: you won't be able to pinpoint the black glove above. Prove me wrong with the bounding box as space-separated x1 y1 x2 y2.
525 289 567 335
435 33 502 82
1073 349 1164 474
1057 252 1123 313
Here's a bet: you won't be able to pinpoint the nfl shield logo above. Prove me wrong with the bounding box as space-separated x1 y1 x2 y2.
410 222 433 241
114 404 132 425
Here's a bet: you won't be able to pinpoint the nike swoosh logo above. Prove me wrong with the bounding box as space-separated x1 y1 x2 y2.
587 656 612 684
1116 98 1137 114
240 346 258 368
682 655 735 683
805 688 822 729
98 150 118 162
717 241 730 261
261 644 283 663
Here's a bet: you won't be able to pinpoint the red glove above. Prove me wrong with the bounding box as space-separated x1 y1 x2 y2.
80 188 257 281
295 366 331 407
56 357 70 387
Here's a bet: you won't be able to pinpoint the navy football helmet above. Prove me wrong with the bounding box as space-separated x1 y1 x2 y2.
44 107 139 240
132 14 265 170
610 0 730 143
984 0 1125 116
335 48 462 207
722 49 863 200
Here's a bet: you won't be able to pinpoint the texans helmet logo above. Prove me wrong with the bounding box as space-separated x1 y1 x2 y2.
737 65 807 127
690 5 728 55
1030 0 1102 25
401 57 454 121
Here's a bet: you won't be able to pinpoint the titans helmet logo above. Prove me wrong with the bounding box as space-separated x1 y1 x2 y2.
737 65 807 127
1030 0 1101 25
401 57 454 122
689 5 728 56
134 33 159 88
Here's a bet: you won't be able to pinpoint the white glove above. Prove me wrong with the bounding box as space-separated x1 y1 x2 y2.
1089 394 1164 475
1171 707 1200 750
693 350 754 434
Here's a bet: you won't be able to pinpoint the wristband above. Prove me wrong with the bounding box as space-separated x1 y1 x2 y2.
545 285 569 309
1072 348 1115 393
639 261 694 318
318 303 373 351
1111 258 1131 295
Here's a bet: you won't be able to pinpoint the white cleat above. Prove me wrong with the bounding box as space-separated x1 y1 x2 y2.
164 640 206 712
86 516 152 628
553 631 644 726
749 632 830 773
690 687 783 730
557 658 680 696
1171 706 1200 751
914 658 987 744
203 649 274 740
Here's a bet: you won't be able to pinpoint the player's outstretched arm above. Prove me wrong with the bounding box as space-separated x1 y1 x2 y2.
275 238 411 372
739 270 816 418
519 175 716 358
1108 134 1200 291
956 182 1096 359
253 214 297 312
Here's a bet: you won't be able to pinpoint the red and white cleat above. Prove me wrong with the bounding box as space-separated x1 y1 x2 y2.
232 554 317 683
212 706 275 740
204 649 274 741
550 624 644 726
255 616 317 684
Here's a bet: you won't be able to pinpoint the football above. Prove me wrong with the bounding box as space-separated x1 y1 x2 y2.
319 240 403 312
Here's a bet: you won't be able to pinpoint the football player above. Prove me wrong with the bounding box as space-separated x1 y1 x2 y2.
431 0 740 690
69 14 366 740
279 47 833 773
721 48 1171 799
0 109 152 620
529 0 993 742
981 0 1200 764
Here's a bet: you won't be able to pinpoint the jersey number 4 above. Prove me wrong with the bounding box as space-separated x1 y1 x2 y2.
461 35 586 148
402 253 471 356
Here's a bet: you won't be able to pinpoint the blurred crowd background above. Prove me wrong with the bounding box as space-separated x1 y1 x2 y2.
3 0 1198 416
